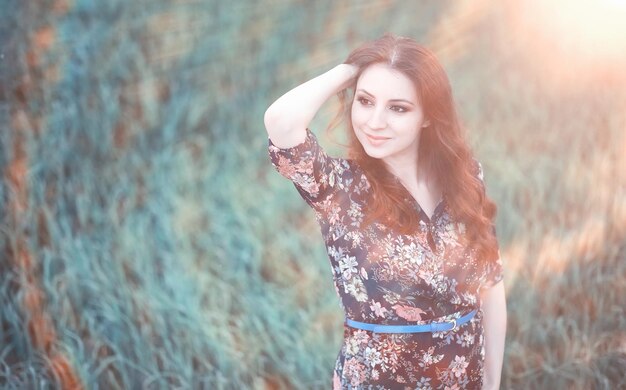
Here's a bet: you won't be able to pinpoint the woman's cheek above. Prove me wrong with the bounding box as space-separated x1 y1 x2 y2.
351 105 362 125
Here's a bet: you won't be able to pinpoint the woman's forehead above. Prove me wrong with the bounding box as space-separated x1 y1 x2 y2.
356 63 418 102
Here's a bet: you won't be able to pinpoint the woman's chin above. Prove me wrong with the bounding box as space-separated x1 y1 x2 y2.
362 145 388 159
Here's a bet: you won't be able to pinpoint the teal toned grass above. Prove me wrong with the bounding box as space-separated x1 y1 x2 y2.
2 1 625 389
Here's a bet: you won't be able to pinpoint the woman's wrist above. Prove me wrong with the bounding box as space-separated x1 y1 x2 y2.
337 63 358 78
331 63 358 92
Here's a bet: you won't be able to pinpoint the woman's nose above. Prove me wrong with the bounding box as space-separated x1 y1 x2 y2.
367 106 387 129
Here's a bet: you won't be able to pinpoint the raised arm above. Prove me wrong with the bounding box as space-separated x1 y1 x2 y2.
264 63 357 149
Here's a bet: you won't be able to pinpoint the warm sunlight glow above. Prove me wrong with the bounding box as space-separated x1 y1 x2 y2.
527 0 626 61
503 0 626 92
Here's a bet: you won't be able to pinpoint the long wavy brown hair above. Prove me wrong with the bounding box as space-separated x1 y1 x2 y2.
329 33 499 264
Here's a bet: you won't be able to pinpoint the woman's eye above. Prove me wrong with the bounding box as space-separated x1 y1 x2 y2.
357 97 372 106
390 106 408 113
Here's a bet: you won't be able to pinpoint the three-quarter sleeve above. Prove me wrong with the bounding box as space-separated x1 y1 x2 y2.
268 128 348 211
475 160 505 293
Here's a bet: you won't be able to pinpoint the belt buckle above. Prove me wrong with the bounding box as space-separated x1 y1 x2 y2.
445 318 457 332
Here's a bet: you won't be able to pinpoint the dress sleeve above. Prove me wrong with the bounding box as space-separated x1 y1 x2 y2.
475 160 505 293
268 128 347 211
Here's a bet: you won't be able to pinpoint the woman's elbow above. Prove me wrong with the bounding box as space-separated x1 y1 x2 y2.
264 105 280 132
264 105 294 136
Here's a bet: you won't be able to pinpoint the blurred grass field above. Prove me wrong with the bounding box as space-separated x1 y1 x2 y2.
1 0 625 389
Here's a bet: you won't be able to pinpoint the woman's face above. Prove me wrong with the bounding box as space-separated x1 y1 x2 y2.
351 63 430 165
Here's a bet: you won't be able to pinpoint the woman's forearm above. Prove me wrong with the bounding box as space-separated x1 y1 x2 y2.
481 280 507 390
264 64 357 136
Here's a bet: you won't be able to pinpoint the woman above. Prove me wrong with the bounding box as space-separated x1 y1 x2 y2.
264 33 507 390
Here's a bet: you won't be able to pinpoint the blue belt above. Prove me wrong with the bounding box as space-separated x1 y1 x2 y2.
345 309 477 333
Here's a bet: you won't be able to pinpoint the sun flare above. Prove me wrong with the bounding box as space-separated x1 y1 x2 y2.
527 0 626 61
503 0 626 91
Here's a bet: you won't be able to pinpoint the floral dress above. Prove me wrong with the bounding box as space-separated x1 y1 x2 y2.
268 128 504 390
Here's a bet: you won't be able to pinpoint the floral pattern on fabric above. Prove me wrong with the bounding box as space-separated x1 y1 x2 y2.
268 128 504 389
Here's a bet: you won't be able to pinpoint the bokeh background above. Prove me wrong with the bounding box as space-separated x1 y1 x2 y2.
2 0 625 389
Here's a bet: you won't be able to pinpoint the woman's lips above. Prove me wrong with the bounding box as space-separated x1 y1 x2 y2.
365 133 391 146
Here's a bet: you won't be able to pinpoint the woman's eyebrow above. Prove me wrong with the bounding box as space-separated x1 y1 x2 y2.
356 89 415 106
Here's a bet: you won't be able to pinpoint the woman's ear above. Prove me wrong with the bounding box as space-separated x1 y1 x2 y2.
422 119 431 128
